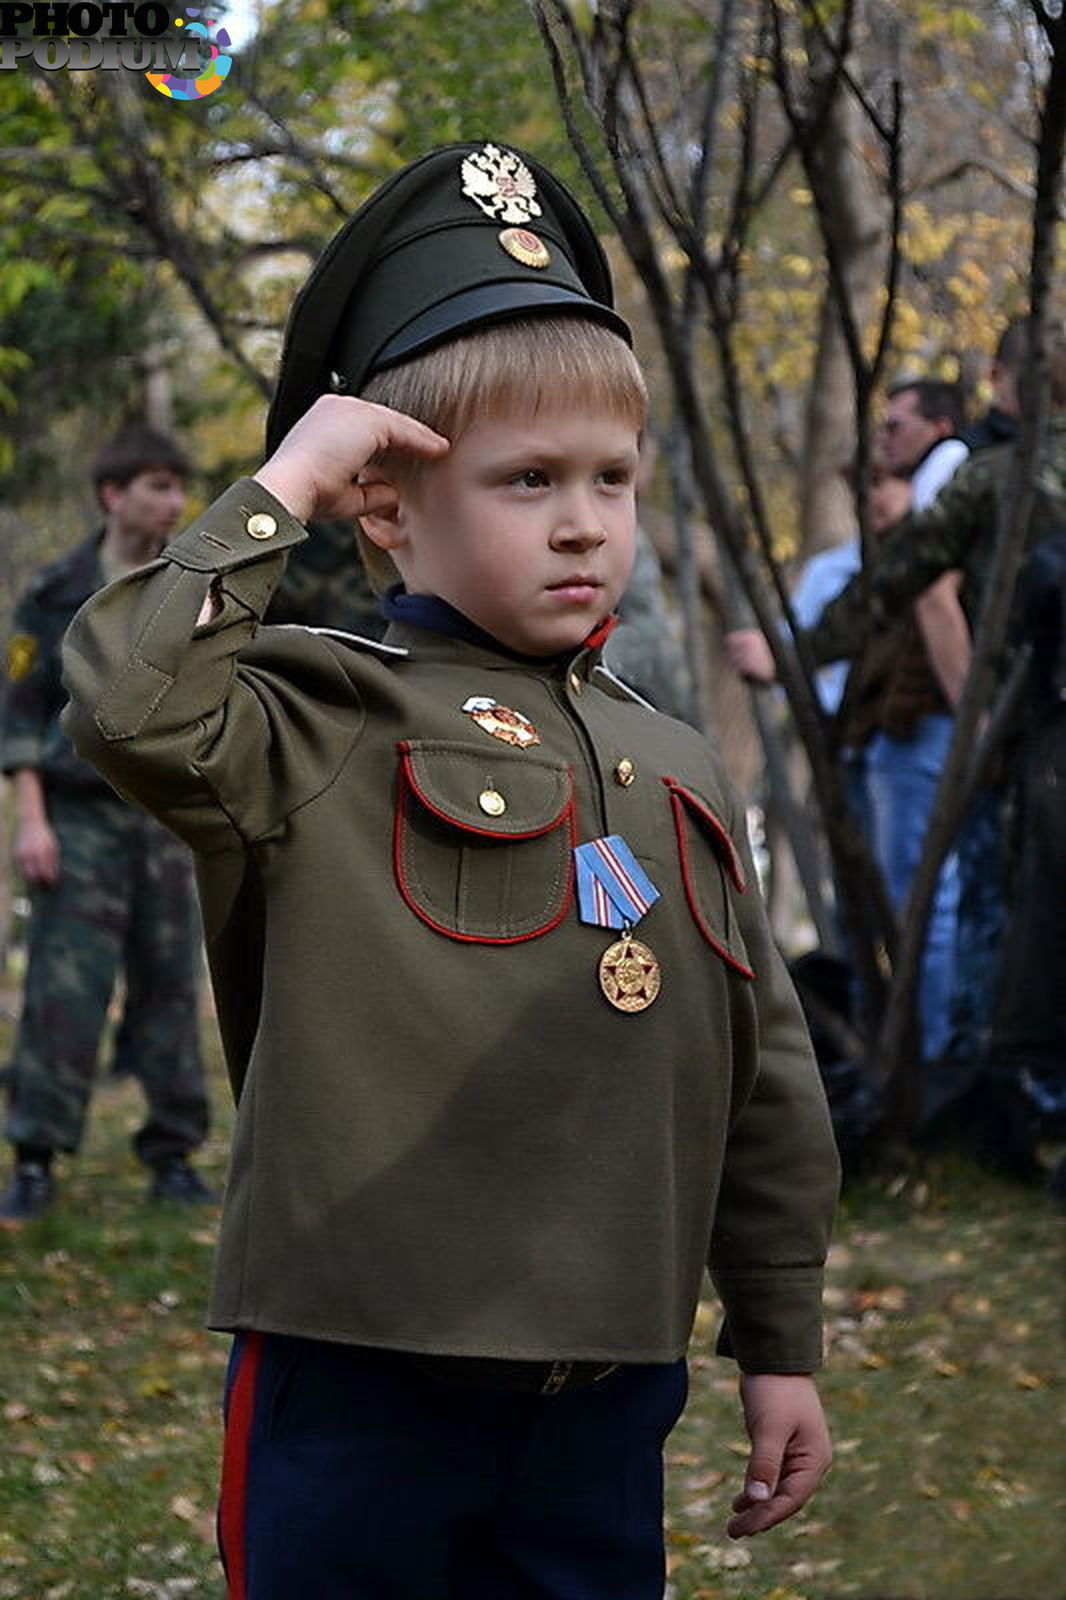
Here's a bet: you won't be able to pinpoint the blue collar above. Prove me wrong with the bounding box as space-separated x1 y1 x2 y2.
381 586 508 654
380 586 620 663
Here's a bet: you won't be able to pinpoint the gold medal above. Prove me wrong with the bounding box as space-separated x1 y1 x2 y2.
599 934 661 1013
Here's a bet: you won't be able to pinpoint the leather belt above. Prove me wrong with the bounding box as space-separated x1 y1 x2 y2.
408 1353 622 1395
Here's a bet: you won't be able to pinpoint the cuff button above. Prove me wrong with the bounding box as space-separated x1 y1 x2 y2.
246 512 278 540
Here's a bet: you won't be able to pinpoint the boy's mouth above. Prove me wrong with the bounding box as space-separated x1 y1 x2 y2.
546 575 602 600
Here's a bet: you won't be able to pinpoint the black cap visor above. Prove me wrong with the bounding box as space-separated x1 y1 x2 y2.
367 283 631 380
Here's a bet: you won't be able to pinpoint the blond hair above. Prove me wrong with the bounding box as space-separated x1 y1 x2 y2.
354 316 647 590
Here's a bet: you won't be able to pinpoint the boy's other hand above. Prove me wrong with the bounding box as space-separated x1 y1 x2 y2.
727 1373 832 1538
254 396 450 525
724 628 776 685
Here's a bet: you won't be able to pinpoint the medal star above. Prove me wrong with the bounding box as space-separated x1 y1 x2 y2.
599 937 662 1011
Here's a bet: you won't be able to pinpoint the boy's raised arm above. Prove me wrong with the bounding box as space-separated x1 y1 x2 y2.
61 477 311 852
62 398 450 850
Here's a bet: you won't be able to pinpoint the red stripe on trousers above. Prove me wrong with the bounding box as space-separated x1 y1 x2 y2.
219 1332 263 1600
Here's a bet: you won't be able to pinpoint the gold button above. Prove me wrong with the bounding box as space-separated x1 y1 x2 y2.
569 672 583 695
246 512 278 540
479 788 507 817
614 758 635 787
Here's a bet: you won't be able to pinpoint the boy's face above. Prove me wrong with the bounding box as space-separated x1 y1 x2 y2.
376 406 640 657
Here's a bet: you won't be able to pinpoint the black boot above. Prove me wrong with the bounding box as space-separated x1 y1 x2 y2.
0 1159 55 1223
148 1157 216 1205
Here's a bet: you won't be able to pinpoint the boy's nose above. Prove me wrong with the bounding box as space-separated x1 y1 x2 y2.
551 495 608 549
551 522 607 552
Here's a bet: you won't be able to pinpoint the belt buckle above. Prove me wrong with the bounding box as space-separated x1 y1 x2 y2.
539 1360 573 1396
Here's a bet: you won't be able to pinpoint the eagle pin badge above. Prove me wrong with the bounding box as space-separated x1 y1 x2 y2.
462 696 541 748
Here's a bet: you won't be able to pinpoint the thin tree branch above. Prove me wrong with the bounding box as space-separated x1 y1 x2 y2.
907 158 1034 202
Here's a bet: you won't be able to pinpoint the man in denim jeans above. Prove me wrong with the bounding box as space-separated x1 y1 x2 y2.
863 379 970 1060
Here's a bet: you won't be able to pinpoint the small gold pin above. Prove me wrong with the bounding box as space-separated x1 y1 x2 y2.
479 789 507 817
498 227 551 269
613 758 635 787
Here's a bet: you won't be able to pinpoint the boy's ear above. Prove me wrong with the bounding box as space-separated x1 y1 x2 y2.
356 470 408 552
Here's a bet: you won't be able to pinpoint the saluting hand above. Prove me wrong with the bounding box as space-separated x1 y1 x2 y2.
253 395 451 524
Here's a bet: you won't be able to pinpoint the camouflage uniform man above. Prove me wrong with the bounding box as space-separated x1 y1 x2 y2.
0 426 213 1222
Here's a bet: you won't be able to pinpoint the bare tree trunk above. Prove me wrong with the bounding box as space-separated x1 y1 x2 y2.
801 302 868 553
141 345 174 433
798 6 889 555
665 419 714 732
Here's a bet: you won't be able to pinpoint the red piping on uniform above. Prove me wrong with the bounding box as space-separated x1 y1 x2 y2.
663 783 755 980
661 777 747 890
218 1331 263 1600
583 614 619 651
393 762 577 944
397 743 571 839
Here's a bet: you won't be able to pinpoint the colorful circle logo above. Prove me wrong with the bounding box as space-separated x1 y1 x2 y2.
147 9 232 100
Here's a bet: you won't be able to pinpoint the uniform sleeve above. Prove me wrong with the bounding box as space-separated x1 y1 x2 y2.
60 479 366 854
707 811 841 1374
808 458 990 666
1 585 52 773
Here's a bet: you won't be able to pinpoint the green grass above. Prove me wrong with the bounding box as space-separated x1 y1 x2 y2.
0 1019 1062 1600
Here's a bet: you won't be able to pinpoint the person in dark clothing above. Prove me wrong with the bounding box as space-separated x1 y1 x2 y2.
983 535 1066 1109
945 319 1023 1065
0 426 214 1223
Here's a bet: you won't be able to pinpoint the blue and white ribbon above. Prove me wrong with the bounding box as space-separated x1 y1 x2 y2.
574 835 660 930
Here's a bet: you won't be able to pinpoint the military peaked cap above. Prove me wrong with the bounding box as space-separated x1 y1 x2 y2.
265 141 631 454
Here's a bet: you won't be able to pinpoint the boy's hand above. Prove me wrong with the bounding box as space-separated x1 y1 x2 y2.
724 628 777 685
727 1373 832 1538
253 395 450 524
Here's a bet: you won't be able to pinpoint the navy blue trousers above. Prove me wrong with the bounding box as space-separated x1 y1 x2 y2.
219 1334 688 1600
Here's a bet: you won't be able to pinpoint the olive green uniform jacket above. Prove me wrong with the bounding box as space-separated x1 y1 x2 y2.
62 480 839 1373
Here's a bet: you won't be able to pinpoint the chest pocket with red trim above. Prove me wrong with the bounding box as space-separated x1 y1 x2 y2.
662 778 755 980
394 740 576 943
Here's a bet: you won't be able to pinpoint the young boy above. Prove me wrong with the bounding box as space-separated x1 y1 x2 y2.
61 143 840 1599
